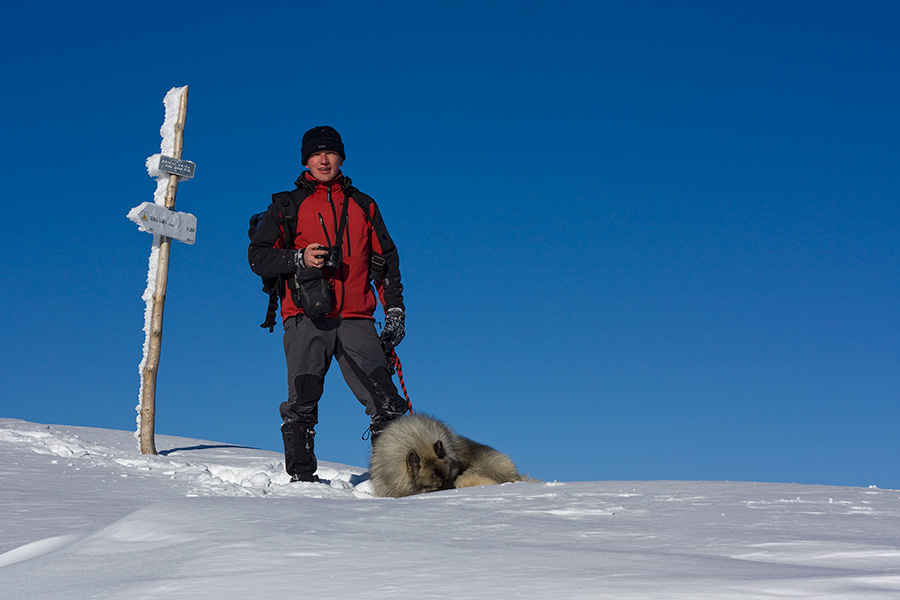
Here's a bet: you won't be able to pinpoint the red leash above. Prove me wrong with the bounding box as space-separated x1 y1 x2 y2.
390 347 413 415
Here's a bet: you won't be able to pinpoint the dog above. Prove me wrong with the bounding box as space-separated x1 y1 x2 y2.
368 414 530 497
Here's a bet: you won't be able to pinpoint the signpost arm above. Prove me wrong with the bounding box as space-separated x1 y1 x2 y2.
139 86 189 455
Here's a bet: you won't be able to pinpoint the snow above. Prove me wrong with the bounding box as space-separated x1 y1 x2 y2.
1 418 899 598
145 85 188 185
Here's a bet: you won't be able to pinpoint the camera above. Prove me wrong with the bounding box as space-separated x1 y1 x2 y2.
318 245 342 271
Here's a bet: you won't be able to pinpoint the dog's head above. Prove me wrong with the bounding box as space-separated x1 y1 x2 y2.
406 440 464 494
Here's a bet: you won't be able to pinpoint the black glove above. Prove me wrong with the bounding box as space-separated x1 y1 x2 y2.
379 307 405 349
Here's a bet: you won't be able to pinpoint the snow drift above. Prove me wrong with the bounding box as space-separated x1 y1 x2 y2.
1 418 899 599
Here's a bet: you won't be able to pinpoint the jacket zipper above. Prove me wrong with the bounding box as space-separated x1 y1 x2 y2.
320 184 346 315
318 213 332 247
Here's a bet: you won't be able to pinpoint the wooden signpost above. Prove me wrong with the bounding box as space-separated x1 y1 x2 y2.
129 86 195 455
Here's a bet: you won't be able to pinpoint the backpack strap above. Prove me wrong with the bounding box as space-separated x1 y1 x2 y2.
272 189 306 248
342 178 393 281
260 288 281 332
341 177 372 222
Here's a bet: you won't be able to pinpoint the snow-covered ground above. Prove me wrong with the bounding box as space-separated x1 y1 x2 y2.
1 418 899 599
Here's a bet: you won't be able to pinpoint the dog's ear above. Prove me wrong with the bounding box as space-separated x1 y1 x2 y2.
406 450 421 474
433 440 446 459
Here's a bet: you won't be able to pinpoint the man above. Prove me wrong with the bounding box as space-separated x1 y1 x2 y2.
249 126 408 482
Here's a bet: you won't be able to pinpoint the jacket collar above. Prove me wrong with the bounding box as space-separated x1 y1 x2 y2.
296 170 346 192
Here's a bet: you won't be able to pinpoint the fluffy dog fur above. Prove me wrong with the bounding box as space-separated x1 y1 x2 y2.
369 414 529 498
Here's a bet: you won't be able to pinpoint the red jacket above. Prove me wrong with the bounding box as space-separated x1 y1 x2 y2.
249 172 403 322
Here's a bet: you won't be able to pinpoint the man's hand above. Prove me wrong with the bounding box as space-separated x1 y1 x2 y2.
300 242 329 269
380 307 405 349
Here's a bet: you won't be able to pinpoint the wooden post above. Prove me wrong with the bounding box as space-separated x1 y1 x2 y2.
139 86 189 455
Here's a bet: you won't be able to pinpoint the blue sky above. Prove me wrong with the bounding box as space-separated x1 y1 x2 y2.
1 1 898 488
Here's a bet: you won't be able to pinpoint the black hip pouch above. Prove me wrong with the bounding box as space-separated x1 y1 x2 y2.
289 268 334 319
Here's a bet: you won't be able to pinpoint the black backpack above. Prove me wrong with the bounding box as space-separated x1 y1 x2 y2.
248 179 387 332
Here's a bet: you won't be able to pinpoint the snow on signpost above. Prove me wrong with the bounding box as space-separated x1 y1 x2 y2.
129 85 194 455
127 202 197 244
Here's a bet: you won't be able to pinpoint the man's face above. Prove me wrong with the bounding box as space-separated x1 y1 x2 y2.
306 151 343 183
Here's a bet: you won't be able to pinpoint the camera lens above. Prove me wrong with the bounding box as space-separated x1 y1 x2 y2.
325 246 341 270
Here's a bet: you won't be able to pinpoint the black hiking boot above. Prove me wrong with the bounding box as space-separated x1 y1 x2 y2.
281 421 318 482
366 414 401 448
365 366 409 447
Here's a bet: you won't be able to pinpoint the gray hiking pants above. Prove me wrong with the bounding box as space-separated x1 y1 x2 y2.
280 315 406 426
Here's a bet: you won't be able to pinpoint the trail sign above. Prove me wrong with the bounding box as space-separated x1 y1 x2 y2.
158 155 196 178
127 202 197 244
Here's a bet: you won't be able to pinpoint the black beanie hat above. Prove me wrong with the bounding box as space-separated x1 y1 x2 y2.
301 126 345 165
